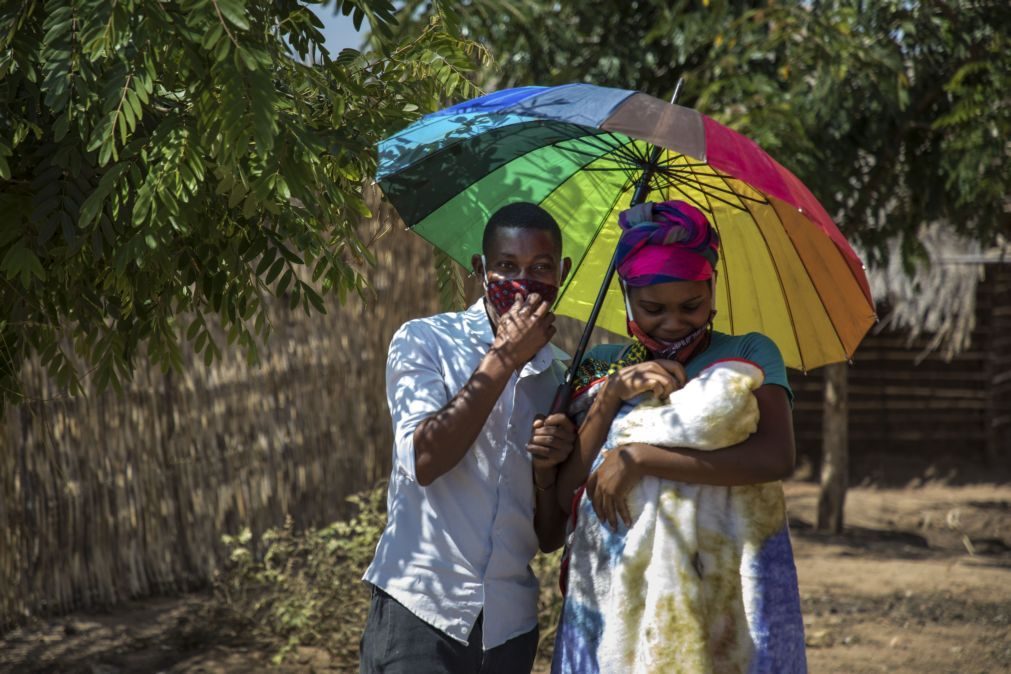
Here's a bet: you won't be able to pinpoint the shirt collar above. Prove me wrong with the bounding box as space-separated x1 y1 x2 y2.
463 298 571 374
464 298 495 345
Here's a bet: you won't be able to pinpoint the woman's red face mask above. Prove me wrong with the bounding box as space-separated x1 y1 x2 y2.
625 280 715 360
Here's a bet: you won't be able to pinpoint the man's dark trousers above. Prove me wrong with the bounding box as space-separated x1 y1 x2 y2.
359 586 539 673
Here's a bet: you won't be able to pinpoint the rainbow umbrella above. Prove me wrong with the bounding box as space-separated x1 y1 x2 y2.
377 83 876 400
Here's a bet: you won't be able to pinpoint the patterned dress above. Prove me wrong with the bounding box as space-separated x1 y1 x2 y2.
553 332 807 674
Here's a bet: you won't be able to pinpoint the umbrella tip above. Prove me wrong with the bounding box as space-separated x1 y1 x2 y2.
669 78 685 105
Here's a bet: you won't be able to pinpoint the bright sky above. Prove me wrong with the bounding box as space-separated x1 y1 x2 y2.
315 6 365 52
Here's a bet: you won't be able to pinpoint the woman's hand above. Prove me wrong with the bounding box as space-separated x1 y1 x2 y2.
586 445 643 529
603 359 687 402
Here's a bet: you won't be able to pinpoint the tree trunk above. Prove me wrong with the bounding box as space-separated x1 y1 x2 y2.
817 362 849 533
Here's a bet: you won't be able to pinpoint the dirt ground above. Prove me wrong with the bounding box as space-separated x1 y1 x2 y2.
3 481 1009 674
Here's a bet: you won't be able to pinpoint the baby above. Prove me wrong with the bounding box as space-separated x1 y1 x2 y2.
610 358 765 450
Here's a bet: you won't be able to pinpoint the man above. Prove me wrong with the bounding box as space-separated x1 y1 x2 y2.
360 202 577 673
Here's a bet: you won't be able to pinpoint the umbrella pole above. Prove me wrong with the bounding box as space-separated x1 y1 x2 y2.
549 147 664 415
550 79 684 415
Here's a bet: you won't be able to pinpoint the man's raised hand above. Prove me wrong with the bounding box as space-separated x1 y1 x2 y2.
492 293 556 369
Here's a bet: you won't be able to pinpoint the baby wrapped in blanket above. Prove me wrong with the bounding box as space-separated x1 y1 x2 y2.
614 358 763 450
554 359 807 674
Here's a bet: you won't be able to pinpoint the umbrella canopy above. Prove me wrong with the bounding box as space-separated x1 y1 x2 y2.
377 83 876 372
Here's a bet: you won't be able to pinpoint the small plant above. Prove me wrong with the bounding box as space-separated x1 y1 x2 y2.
209 481 566 667
533 548 564 668
210 483 389 667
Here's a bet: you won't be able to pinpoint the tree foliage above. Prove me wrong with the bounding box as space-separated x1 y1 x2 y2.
0 0 485 404
389 0 1010 262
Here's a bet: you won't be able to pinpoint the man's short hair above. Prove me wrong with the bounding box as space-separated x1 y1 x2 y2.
482 202 563 256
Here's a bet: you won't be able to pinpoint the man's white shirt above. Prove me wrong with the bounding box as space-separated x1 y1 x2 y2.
363 298 568 649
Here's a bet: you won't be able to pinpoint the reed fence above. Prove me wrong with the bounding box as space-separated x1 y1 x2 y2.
3 203 1008 628
1 194 444 629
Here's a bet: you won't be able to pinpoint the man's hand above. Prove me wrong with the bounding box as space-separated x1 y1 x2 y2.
491 293 556 369
527 413 577 483
586 445 642 529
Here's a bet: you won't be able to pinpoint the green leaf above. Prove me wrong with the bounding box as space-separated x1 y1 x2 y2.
79 163 130 228
216 0 251 31
255 246 277 275
186 317 203 341
1 239 46 285
264 257 285 285
277 269 293 295
303 283 326 314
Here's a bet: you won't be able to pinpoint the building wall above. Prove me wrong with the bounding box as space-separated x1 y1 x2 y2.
791 264 1011 484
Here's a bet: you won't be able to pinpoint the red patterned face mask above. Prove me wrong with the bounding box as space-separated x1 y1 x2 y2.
627 319 709 362
622 280 714 363
485 278 560 316
481 254 561 316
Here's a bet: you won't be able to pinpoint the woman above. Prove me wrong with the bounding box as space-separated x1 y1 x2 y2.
552 200 807 674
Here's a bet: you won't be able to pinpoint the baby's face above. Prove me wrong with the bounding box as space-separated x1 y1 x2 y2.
627 280 713 341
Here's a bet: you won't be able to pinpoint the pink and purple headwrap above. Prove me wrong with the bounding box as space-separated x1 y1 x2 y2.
614 200 720 287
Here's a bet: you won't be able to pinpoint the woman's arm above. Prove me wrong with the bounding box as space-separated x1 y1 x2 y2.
587 384 795 528
527 414 578 552
554 382 623 514
555 359 687 514
623 384 796 485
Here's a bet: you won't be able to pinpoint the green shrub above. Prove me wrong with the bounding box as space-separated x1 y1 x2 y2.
211 483 389 667
533 548 564 667
210 482 565 668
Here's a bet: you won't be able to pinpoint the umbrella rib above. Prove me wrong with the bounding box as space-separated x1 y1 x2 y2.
597 130 641 158
608 136 656 170
652 173 717 214
533 150 630 212
650 173 700 207
683 161 734 336
663 168 770 206
577 166 643 173
736 192 808 373
659 160 710 169
709 168 772 206
558 184 632 324
552 130 659 178
770 199 851 365
609 142 652 170
662 172 755 213
662 159 768 202
543 127 629 161
550 143 622 163
546 134 652 183
555 127 634 160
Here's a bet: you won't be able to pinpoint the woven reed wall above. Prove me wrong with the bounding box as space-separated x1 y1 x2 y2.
0 195 604 630
0 195 446 629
